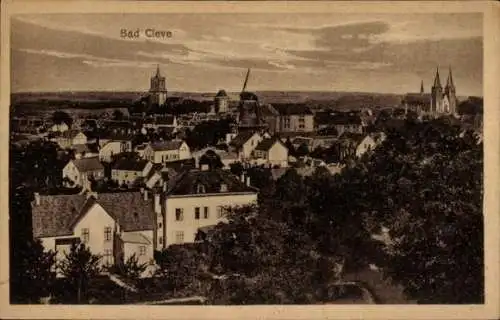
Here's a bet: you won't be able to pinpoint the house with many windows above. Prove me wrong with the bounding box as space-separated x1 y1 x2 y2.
31 191 158 273
142 140 191 164
111 159 153 187
252 137 289 167
260 103 314 134
158 168 258 248
51 130 88 149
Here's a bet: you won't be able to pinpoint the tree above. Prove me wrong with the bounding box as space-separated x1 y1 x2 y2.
58 243 102 303
112 254 148 280
51 111 73 127
112 109 124 121
229 162 244 177
199 150 224 169
295 143 310 157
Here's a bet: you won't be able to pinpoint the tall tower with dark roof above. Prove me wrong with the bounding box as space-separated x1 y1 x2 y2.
431 67 443 114
420 80 424 94
444 67 457 114
149 64 168 106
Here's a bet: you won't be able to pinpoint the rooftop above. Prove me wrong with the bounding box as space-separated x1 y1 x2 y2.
167 169 257 196
150 140 185 151
32 191 156 238
271 103 313 115
71 157 104 172
113 159 150 171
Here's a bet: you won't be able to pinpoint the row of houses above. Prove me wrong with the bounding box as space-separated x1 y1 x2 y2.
33 168 259 273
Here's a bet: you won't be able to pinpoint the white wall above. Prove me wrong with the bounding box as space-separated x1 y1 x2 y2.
267 142 288 167
122 230 155 265
241 133 262 159
73 203 116 267
164 193 258 246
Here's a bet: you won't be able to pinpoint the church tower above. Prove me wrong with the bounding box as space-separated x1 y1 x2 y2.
444 67 457 115
431 67 443 115
149 65 167 106
420 80 424 94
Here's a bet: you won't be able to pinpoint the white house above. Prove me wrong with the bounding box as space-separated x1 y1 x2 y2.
111 159 153 186
99 140 132 162
142 140 191 164
51 130 87 149
252 137 289 167
159 168 258 248
355 135 377 158
31 191 158 273
50 122 69 133
228 131 270 160
62 157 105 190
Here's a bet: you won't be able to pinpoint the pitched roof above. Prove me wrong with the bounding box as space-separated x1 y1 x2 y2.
71 144 91 154
155 115 176 125
32 194 88 238
150 140 185 151
255 137 284 151
32 191 156 238
402 93 431 106
71 157 104 172
215 90 228 97
121 232 151 245
113 159 150 171
271 103 313 115
329 113 363 125
229 131 257 148
167 169 257 196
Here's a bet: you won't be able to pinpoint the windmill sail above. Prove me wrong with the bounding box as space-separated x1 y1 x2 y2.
242 68 251 93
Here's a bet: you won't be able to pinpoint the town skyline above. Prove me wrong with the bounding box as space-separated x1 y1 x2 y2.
11 13 482 96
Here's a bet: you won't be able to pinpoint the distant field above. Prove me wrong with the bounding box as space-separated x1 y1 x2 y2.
11 91 407 116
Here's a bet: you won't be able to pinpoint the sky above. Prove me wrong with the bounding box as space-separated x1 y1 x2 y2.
10 13 483 96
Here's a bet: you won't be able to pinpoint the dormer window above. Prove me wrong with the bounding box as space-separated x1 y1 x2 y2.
220 183 228 192
197 184 206 193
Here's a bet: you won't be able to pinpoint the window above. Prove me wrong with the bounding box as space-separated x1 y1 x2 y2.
197 184 206 194
217 206 225 218
159 236 163 245
175 208 184 221
175 231 184 244
104 227 112 241
139 246 146 256
195 207 200 220
81 228 90 243
158 222 162 229
204 207 209 219
104 249 113 266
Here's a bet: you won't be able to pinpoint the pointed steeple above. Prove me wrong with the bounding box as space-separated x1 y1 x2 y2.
420 80 424 94
433 66 442 88
155 64 161 77
446 66 454 88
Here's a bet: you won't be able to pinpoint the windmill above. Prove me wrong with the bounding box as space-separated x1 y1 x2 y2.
239 68 257 102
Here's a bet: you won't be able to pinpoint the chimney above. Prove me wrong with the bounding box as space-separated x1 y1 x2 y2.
34 192 40 206
154 193 161 214
143 189 149 201
246 176 251 187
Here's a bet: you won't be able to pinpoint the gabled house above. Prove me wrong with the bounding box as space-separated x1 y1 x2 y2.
142 115 178 132
335 133 377 161
31 190 159 272
62 157 105 190
160 168 258 248
329 113 364 136
228 131 265 160
111 159 153 187
142 140 191 164
99 140 133 162
252 137 288 167
51 130 88 149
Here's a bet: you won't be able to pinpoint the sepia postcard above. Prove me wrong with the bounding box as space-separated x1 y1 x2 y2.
1 1 499 319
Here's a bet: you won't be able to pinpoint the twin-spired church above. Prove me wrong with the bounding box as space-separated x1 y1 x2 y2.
403 67 457 117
